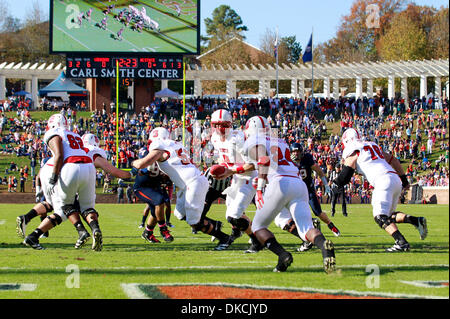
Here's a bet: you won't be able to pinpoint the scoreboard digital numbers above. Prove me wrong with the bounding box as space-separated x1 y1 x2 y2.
66 55 183 79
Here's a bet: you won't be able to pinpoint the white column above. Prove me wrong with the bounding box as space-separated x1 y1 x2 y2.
446 81 449 99
31 75 39 110
194 78 202 97
161 80 168 90
434 77 441 101
226 79 236 99
25 80 31 93
355 76 363 99
259 79 269 99
323 77 330 99
401 77 408 104
367 79 373 98
0 75 6 100
290 79 298 98
298 80 305 100
388 74 395 99
333 79 339 100
420 75 427 98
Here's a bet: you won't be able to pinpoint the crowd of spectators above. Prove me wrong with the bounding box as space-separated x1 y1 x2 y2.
0 93 448 203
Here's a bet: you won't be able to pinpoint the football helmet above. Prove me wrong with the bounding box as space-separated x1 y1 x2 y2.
149 127 170 141
341 128 361 147
46 114 69 131
244 116 270 138
290 142 304 162
81 133 100 148
211 109 232 136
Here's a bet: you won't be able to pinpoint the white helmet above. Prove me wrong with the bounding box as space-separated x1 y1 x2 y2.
46 114 68 131
82 133 100 148
245 116 270 138
341 128 361 147
149 127 170 141
211 109 232 136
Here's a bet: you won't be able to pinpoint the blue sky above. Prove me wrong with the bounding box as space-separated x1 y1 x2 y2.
6 0 449 48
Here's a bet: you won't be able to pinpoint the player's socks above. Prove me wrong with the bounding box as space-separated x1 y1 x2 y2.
29 228 44 240
392 230 408 245
146 225 155 233
74 221 88 234
403 215 419 227
24 209 38 223
313 234 334 258
264 237 287 256
88 220 100 232
141 215 147 226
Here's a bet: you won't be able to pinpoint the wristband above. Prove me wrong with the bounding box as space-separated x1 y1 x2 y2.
257 177 266 190
235 165 245 174
399 174 409 187
49 173 58 185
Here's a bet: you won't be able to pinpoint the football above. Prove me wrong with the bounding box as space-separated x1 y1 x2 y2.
210 164 226 177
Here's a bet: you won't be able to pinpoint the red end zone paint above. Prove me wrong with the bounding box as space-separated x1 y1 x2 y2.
155 285 391 299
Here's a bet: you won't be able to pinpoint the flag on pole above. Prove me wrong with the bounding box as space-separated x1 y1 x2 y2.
274 34 279 58
302 33 313 63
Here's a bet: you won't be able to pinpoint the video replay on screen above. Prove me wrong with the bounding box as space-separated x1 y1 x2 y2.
50 0 200 54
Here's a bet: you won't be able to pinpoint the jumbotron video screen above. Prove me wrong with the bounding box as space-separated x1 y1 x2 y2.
50 0 200 54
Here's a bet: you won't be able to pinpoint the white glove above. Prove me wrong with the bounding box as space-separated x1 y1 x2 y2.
35 186 43 202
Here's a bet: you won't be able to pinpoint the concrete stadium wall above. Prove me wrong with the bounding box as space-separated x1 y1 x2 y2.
421 187 449 204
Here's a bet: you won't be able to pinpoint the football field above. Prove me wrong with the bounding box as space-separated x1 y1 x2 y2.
0 203 448 299
52 0 198 53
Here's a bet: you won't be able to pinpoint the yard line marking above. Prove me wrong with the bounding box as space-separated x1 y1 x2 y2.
121 282 447 300
1 264 448 271
399 280 449 288
0 220 5 225
53 24 92 50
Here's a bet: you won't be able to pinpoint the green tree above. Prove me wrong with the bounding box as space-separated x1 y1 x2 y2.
204 5 248 48
281 36 302 64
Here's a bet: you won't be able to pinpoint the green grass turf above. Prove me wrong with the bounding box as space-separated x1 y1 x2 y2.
52 0 198 53
0 203 448 299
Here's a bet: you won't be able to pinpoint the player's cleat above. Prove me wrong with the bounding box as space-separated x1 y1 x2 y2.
138 223 144 229
40 231 49 238
273 252 293 272
297 241 313 252
75 231 91 249
142 230 160 243
160 228 174 242
386 241 410 252
322 240 336 274
214 236 232 251
16 215 27 238
245 238 264 253
312 218 321 231
328 223 341 237
92 229 103 251
167 222 175 228
416 217 428 240
343 212 348 217
23 236 44 250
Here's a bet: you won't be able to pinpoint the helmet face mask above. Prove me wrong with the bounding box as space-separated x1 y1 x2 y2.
290 143 303 161
211 109 232 137
81 133 99 148
341 128 361 148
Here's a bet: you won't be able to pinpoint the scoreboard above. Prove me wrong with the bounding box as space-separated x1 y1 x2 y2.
66 55 184 79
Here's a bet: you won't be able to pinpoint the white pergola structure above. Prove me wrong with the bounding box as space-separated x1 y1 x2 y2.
185 58 449 101
1 59 448 106
0 61 64 105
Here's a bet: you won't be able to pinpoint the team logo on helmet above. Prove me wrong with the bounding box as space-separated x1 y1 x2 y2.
46 114 68 131
244 116 270 138
211 109 232 136
341 128 361 147
82 133 100 148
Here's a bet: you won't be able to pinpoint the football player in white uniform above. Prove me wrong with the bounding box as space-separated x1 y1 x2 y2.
131 127 231 246
208 109 263 252
332 128 427 252
80 133 134 249
23 114 97 250
243 116 336 273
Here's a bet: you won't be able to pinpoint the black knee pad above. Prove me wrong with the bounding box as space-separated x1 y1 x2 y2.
227 217 250 231
283 219 297 233
43 202 53 213
389 213 398 224
374 214 391 229
47 214 62 226
61 204 78 218
81 208 99 220
192 220 209 232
